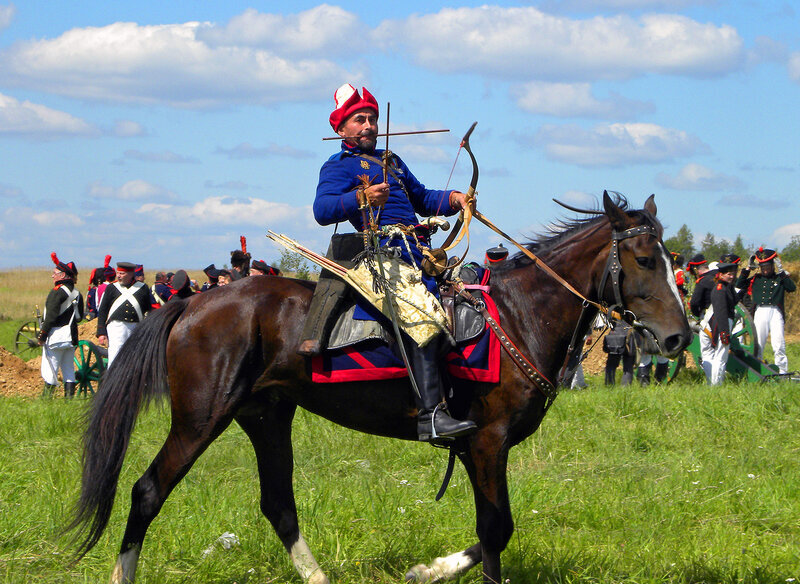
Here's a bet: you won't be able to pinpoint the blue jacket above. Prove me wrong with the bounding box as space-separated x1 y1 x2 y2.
315 143 458 231
315 143 458 320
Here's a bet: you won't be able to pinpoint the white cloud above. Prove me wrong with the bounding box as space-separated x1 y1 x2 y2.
87 179 178 202
511 81 654 119
542 0 714 10
559 189 596 207
533 122 706 166
0 4 15 30
789 52 800 83
113 120 147 137
656 163 746 191
0 20 361 108
32 210 84 227
772 223 800 247
197 6 361 57
376 7 743 81
137 195 310 227
0 92 98 137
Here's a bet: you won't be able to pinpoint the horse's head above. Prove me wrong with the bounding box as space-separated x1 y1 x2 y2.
600 192 692 358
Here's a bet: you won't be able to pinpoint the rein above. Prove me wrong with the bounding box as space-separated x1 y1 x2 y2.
451 213 660 395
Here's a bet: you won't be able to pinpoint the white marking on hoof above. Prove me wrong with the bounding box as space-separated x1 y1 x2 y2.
289 534 329 584
405 551 476 582
109 545 140 584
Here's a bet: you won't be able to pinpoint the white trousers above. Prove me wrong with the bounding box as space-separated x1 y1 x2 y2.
106 320 138 367
699 327 714 382
754 306 788 374
708 318 733 385
41 344 75 384
569 364 586 389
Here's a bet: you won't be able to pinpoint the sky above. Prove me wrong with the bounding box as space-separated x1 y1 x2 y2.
0 1 798 272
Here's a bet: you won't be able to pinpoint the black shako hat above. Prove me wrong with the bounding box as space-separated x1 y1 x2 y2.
719 253 741 264
485 244 509 264
687 253 707 268
50 252 77 278
755 247 777 264
172 270 190 291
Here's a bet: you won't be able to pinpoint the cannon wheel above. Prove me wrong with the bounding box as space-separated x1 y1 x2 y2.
14 319 42 360
74 340 107 396
730 302 756 354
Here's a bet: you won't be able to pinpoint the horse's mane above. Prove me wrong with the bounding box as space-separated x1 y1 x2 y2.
491 192 660 273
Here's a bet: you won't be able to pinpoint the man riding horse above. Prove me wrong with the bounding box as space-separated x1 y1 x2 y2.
299 83 476 443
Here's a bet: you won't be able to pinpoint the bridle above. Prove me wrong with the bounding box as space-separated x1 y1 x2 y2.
598 224 659 326
560 222 661 387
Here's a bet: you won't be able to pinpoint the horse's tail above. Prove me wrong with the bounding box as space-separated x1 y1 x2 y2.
65 299 188 558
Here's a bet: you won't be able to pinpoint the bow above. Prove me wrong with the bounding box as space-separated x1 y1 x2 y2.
440 121 478 250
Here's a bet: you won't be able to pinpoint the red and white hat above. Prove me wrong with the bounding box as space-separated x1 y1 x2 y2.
329 84 379 132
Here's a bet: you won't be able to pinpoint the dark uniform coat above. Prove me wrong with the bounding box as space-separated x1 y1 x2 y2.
40 280 84 346
96 281 152 337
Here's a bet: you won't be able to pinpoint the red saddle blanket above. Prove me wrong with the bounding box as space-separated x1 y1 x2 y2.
311 293 501 384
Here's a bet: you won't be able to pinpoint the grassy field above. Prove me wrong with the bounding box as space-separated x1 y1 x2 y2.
1 375 799 583
1 267 798 583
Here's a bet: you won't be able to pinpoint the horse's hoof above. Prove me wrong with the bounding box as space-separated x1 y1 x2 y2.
405 564 436 583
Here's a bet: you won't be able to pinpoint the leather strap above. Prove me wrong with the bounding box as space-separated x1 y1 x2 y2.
455 284 557 404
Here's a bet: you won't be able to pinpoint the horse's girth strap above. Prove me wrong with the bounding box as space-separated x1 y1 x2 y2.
455 285 557 402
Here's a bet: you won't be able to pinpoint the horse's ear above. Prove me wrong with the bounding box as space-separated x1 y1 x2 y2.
603 190 628 230
644 194 657 217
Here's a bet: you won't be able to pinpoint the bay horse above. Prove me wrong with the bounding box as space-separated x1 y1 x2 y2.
68 192 691 584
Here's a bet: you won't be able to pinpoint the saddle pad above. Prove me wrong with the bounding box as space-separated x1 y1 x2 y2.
311 293 501 384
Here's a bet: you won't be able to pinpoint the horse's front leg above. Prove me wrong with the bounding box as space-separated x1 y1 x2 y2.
406 427 512 583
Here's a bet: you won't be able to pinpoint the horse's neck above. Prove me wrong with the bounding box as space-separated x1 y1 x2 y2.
491 228 609 383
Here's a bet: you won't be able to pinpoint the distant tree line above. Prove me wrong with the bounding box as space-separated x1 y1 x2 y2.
665 225 800 263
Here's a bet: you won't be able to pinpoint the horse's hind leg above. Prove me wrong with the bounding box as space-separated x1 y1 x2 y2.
110 411 235 584
237 398 329 584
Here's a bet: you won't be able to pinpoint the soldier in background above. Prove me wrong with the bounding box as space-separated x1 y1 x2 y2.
96 261 152 366
250 259 282 276
708 262 739 385
689 254 718 382
230 236 251 281
201 264 219 291
736 247 796 374
38 252 83 397
151 272 171 306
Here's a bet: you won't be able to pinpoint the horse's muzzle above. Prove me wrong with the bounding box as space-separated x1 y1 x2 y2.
661 329 692 358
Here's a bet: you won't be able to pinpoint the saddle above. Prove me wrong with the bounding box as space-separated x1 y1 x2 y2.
324 261 491 350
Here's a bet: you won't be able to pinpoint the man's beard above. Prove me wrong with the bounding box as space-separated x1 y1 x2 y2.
353 133 377 152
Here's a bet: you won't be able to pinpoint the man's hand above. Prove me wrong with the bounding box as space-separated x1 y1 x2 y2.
748 254 757 270
97 335 108 347
364 182 389 206
449 190 474 211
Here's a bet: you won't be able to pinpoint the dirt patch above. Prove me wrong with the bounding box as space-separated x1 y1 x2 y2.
0 346 50 399
1 320 101 399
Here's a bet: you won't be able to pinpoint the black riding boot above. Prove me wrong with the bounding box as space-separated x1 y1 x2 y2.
408 337 477 442
64 381 76 399
654 361 670 383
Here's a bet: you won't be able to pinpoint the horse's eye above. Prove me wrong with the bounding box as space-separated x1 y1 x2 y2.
636 257 652 269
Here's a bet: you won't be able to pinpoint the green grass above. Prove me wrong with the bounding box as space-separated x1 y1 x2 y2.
1 376 799 583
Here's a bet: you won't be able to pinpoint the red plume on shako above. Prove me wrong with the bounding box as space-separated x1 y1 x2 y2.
51 251 77 278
